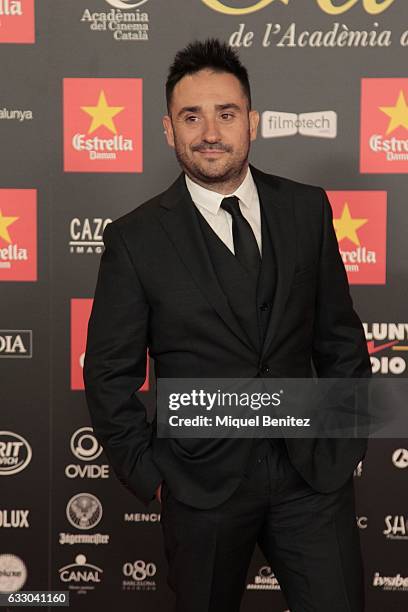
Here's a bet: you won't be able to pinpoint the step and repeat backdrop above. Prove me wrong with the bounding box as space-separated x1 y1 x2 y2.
1 0 407 610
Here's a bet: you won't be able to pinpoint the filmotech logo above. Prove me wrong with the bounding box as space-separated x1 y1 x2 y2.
59 554 103 594
0 189 37 281
65 426 109 480
0 554 27 593
262 111 337 139
60 492 109 546
327 191 387 285
363 323 408 376
361 78 408 174
80 0 149 42
69 218 111 255
392 448 408 469
383 515 408 540
122 560 157 592
0 0 35 44
0 431 32 475
0 509 29 528
63 78 143 172
373 571 408 591
0 106 32 121
0 330 32 357
246 566 281 590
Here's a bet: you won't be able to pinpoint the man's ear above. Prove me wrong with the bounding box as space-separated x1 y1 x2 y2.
249 110 260 142
162 115 175 148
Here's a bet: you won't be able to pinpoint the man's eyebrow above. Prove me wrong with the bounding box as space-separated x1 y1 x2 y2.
176 103 242 118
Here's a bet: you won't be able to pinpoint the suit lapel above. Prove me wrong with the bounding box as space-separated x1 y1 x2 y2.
157 172 255 352
251 166 296 361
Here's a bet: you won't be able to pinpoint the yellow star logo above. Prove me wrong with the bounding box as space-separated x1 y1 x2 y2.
379 90 408 135
333 203 368 246
81 90 124 135
0 209 19 244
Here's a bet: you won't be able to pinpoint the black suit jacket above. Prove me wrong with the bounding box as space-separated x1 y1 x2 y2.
83 165 371 508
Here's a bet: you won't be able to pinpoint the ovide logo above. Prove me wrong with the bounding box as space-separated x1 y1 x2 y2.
70 298 150 391
0 189 37 281
360 78 408 174
63 78 143 172
326 191 387 284
0 0 35 44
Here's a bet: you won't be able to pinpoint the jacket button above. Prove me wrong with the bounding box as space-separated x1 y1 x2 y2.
260 364 270 375
259 303 269 311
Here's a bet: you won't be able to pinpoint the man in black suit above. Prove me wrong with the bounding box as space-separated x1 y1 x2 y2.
84 39 371 612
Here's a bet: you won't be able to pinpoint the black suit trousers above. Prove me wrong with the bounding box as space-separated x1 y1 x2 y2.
159 440 364 612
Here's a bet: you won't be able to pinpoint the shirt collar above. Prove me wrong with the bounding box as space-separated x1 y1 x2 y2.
185 166 257 216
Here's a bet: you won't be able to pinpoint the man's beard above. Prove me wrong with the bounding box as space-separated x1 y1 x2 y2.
173 134 250 186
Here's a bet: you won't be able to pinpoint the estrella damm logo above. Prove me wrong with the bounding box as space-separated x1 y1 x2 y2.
201 0 396 16
63 78 143 172
360 78 408 174
0 0 35 44
71 298 150 391
0 189 37 281
327 191 387 285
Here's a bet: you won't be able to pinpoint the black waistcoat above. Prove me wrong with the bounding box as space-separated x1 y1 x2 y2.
194 198 277 356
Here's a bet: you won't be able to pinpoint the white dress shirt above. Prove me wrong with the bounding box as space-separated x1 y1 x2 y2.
185 167 262 256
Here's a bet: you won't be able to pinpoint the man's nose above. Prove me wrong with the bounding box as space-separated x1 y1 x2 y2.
201 117 221 142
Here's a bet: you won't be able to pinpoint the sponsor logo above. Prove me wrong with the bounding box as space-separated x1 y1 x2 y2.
61 493 109 545
59 554 102 594
383 515 408 540
66 493 103 530
69 218 111 254
122 560 157 591
0 431 32 475
65 427 109 479
202 0 396 16
0 330 32 357
71 298 150 391
373 571 408 591
0 189 37 281
0 509 29 528
392 448 408 469
327 191 386 284
63 78 143 172
247 566 281 590
0 107 33 121
80 0 149 42
363 323 408 376
357 515 368 529
0 0 35 44
0 554 27 592
124 512 160 523
361 78 408 173
354 460 363 477
262 110 336 138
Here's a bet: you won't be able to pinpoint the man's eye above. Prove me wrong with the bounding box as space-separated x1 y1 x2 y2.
186 116 199 122
221 113 234 120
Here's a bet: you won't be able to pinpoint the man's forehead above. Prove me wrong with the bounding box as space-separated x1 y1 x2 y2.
171 71 246 109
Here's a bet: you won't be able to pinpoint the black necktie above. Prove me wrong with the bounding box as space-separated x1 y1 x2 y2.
220 196 261 278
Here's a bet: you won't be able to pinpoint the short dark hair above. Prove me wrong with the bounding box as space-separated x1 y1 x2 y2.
166 38 252 112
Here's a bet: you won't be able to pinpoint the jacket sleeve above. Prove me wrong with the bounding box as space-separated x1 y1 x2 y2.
83 221 163 506
312 188 371 379
311 188 372 440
